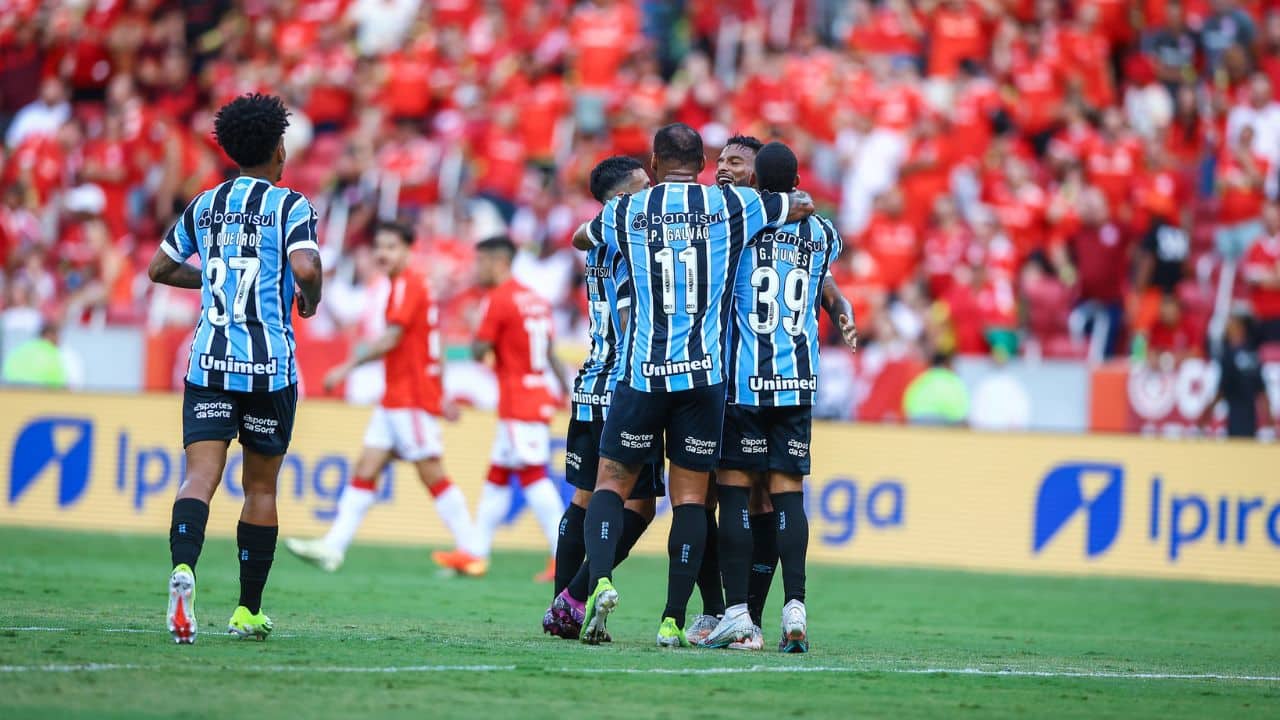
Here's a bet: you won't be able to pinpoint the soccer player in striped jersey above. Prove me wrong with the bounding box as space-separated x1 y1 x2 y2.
147 93 323 644
543 156 667 641
573 123 814 647
702 142 856 653
283 221 481 573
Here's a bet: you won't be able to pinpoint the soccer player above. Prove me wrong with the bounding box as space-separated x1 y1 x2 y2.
703 141 856 653
283 221 480 572
543 156 665 641
573 123 814 647
433 236 570 579
147 93 323 644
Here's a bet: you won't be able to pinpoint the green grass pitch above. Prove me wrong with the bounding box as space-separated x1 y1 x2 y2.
0 527 1277 719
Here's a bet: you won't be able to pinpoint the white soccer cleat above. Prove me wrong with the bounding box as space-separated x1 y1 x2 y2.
167 564 197 645
684 614 720 645
285 537 343 572
728 624 764 651
701 605 754 649
779 599 808 653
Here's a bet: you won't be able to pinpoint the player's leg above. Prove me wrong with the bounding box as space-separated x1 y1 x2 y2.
692 481 725 633
167 383 237 644
399 409 479 558
768 407 813 653
745 480 778 631
512 421 564 581
286 440 392 572
463 423 519 572
226 384 297 640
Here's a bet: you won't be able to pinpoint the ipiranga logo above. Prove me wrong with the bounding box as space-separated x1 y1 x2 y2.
1033 463 1123 557
9 417 94 507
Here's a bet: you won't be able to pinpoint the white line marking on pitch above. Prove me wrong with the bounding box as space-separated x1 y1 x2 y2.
0 663 1275 682
1 627 67 632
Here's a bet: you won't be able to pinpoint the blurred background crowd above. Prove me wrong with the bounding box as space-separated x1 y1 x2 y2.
3 0 1280 430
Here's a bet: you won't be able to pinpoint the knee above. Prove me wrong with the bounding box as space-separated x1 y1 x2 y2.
624 498 656 522
596 459 639 496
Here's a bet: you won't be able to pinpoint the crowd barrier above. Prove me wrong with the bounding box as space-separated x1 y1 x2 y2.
3 389 1276 585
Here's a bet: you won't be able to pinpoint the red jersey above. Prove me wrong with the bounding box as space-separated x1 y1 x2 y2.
476 277 558 422
860 214 921 291
383 267 444 413
1243 235 1280 319
1084 136 1142 213
1218 151 1269 225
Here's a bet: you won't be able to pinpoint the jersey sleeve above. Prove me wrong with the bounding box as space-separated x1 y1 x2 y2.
284 194 320 255
611 248 632 310
821 216 844 265
475 293 503 345
160 197 199 262
384 275 422 328
731 186 791 241
584 195 626 249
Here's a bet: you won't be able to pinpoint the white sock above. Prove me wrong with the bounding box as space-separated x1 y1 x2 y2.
521 476 565 555
432 484 480 556
322 485 376 555
473 482 512 558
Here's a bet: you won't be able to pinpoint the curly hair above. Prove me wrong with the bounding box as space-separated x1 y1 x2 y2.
588 156 644 203
724 134 763 154
213 93 291 168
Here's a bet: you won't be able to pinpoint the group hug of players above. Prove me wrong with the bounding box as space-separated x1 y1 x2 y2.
152 92 852 653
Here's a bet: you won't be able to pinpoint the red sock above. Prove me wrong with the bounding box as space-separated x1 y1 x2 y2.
487 466 510 485
426 477 453 498
517 466 548 487
350 475 376 492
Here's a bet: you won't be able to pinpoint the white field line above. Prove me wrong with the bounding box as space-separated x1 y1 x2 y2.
0 662 1275 682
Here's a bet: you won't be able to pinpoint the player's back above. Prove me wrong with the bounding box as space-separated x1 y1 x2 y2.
162 175 318 392
480 276 556 421
382 265 443 414
589 181 788 392
728 213 842 406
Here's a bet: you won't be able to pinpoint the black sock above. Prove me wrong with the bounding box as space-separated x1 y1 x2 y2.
662 504 707 629
554 504 587 597
716 486 752 607
569 508 650 601
584 490 624 587
771 492 808 604
237 521 278 614
747 511 778 626
696 506 725 617
169 498 210 570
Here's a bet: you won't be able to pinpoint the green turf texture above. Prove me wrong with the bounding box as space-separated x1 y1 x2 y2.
0 527 1276 719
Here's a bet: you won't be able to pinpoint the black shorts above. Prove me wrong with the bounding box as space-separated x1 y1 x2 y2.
564 417 666 499
599 382 727 472
718 404 813 475
183 381 297 457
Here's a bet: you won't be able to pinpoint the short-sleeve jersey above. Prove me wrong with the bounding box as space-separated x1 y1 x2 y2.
382 266 443 414
475 277 558 422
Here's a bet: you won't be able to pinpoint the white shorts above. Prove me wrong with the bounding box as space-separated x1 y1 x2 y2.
363 407 444 462
490 420 550 468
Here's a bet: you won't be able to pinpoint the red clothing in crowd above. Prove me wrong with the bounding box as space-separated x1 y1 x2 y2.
928 3 987 77
1084 135 1142 214
1243 235 1280 320
1069 222 1131 304
570 2 639 90
860 213 921 291
1217 150 1270 225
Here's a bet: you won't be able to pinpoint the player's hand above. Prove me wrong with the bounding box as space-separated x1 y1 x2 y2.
296 287 317 318
322 364 348 393
838 313 858 353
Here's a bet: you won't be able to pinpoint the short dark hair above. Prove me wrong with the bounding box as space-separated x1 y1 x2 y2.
652 123 704 166
724 134 763 154
377 221 415 246
754 141 799 193
213 93 290 168
589 156 644 203
475 235 516 261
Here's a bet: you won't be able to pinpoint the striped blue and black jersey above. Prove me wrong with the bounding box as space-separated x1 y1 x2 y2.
728 213 842 407
160 176 319 392
585 182 790 392
572 242 631 421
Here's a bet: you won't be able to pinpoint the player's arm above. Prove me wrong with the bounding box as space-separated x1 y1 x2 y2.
472 295 499 363
286 196 324 318
323 323 403 392
572 221 594 251
572 196 625 251
149 203 202 289
821 274 857 352
784 190 815 223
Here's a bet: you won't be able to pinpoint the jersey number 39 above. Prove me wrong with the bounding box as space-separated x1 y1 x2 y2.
749 266 808 336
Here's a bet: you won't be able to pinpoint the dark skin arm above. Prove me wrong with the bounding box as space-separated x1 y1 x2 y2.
572 222 593 251
147 248 203 289
821 274 858 351
289 248 323 318
785 190 815 223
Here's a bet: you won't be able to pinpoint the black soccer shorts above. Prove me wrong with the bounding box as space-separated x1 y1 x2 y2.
599 382 727 472
718 403 813 475
182 381 297 457
564 417 665 498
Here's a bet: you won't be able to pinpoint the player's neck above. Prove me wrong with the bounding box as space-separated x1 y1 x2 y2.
237 166 278 184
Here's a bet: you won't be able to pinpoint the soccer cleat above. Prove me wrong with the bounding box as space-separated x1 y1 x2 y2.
728 624 764 651
543 589 585 639
227 606 273 640
779 599 808 653
431 549 489 577
701 606 755 649
655 617 690 648
580 578 618 645
284 537 343 572
533 557 555 583
166 564 197 645
684 614 720 646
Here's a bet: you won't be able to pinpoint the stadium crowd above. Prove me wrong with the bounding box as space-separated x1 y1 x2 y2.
5 0 1280 389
